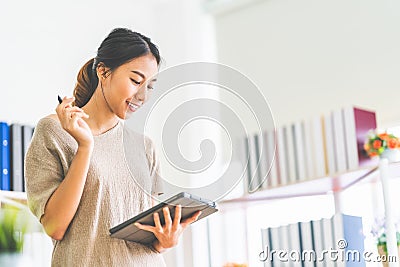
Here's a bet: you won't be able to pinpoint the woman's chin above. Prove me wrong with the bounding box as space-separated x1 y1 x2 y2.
122 110 135 120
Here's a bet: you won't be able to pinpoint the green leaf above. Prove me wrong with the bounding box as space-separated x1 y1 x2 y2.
0 207 29 252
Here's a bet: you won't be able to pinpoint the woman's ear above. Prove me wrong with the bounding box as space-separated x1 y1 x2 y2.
96 63 109 79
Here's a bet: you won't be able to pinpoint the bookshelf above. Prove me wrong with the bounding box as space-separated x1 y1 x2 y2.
0 190 28 212
0 121 50 265
219 164 382 209
0 189 27 202
223 161 400 206
215 160 400 266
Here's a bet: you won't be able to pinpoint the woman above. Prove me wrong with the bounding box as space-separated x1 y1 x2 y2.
25 28 200 266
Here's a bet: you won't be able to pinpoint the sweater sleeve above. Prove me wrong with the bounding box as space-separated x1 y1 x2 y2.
145 136 164 196
25 118 71 222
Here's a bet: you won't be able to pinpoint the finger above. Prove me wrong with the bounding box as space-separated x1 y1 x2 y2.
60 96 75 108
62 96 74 102
193 210 202 221
134 222 155 233
70 112 88 122
68 110 89 119
66 106 85 113
163 207 172 230
56 96 75 113
77 118 90 128
172 205 182 229
153 212 163 232
69 112 88 127
69 112 80 126
181 211 202 228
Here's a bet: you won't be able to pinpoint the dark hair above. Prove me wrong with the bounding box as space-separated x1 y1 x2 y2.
73 28 161 107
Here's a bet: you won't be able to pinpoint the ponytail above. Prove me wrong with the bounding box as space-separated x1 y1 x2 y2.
73 58 98 108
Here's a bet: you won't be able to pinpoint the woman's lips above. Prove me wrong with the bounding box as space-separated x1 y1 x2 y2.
127 101 140 112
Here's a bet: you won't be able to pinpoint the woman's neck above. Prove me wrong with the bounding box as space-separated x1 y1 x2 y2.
81 90 119 136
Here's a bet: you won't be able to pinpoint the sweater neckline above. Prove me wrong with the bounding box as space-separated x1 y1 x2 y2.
42 116 121 139
93 120 121 138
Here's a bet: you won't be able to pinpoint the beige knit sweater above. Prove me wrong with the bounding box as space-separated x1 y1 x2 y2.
25 117 166 266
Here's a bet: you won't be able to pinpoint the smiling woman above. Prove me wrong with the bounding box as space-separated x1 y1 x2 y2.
24 28 201 267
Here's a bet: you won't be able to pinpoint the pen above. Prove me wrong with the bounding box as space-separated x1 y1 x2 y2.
58 95 63 104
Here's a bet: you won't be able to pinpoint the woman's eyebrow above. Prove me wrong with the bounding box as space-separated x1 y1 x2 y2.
131 70 157 82
131 70 145 79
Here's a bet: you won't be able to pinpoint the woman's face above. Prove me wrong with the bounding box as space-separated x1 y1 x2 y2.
100 54 158 119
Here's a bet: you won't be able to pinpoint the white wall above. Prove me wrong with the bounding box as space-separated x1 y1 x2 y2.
150 2 219 266
0 1 218 266
212 0 400 130
0 0 160 124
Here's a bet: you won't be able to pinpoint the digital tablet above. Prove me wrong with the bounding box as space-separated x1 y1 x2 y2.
109 192 218 244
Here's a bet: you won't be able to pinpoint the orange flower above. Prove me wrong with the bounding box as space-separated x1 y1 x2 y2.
369 151 378 157
364 143 370 151
388 138 398 149
378 133 389 141
373 140 382 149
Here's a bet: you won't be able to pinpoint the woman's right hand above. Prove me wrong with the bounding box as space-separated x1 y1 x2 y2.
56 96 94 149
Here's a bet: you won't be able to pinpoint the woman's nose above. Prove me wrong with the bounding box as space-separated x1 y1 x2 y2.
134 85 147 102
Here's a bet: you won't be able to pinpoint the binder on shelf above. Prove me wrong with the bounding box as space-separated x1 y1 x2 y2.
288 223 302 267
237 136 249 195
265 129 279 187
0 122 10 190
332 110 347 173
260 228 272 267
293 121 307 181
10 124 24 192
269 227 281 265
278 225 291 266
310 116 327 178
255 132 269 190
22 125 34 192
246 134 261 192
343 106 377 170
321 217 335 252
302 119 314 179
262 131 271 189
276 127 287 186
300 221 315 267
311 219 324 267
243 137 252 194
322 113 336 175
284 125 297 183
332 213 365 267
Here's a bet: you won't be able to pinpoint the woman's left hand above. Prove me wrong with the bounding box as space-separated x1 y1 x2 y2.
134 205 201 253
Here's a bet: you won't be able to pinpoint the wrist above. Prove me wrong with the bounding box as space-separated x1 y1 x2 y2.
77 143 94 154
151 240 166 254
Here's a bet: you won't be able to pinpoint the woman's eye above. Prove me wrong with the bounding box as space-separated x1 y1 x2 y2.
147 86 154 90
130 78 141 85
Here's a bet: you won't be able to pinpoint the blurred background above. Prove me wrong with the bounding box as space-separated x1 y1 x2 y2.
1 0 399 266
